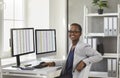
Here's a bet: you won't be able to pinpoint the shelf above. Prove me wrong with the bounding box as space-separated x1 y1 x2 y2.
86 33 104 36
86 33 117 37
84 4 119 78
89 71 116 78
89 71 108 77
103 53 117 58
86 13 118 17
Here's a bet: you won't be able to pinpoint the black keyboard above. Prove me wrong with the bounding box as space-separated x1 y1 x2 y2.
20 67 34 70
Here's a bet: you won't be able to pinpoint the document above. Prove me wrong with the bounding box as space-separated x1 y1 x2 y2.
87 38 92 47
112 59 117 77
84 37 88 44
112 17 117 36
108 17 113 36
92 38 97 50
104 17 109 36
107 59 112 77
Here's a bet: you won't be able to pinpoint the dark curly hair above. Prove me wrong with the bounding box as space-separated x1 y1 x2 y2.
70 23 82 33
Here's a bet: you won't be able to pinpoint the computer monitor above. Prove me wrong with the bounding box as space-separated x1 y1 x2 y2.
11 28 35 67
35 29 57 59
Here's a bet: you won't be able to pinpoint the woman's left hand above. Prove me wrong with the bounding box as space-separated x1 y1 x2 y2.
76 60 86 72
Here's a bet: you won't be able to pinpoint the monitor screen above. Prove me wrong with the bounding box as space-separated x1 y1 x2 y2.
11 28 35 67
35 29 56 58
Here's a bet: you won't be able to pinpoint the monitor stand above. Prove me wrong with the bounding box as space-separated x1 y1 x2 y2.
12 55 20 68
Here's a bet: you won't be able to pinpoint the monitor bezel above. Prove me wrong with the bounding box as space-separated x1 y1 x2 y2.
11 28 35 57
35 29 57 55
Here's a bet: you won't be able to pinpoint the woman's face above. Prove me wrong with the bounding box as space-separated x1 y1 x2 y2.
68 25 81 41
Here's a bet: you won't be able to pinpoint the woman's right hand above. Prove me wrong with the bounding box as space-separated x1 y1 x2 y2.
46 62 55 66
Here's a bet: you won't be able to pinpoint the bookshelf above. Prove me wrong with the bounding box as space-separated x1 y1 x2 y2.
83 4 120 78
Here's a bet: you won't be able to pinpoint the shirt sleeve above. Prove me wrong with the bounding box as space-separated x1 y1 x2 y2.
82 46 103 65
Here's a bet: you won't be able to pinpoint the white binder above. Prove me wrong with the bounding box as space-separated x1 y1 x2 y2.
112 17 117 36
107 59 112 77
104 17 109 36
108 17 113 36
112 59 117 77
92 38 97 50
84 37 88 44
87 38 92 47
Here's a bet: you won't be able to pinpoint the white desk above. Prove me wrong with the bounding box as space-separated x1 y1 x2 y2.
2 66 61 78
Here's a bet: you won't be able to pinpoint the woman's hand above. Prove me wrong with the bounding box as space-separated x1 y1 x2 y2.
33 62 55 68
46 62 55 66
76 60 86 72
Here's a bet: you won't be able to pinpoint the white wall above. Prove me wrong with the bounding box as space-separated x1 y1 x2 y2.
0 5 3 76
68 0 119 27
49 0 67 59
0 9 3 58
68 0 92 27
27 0 68 59
27 0 67 59
0 0 3 58
27 0 49 29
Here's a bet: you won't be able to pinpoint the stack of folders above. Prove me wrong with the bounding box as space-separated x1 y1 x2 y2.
107 59 117 77
104 17 117 36
84 38 97 48
84 38 97 49
84 38 104 55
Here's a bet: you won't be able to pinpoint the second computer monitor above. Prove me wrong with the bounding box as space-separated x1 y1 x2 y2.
35 29 57 58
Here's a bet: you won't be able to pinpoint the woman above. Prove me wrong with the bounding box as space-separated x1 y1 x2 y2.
41 23 103 78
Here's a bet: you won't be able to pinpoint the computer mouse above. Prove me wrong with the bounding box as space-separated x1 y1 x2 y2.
20 67 34 70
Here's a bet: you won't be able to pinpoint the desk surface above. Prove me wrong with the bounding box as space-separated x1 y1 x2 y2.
2 65 62 78
3 66 61 74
